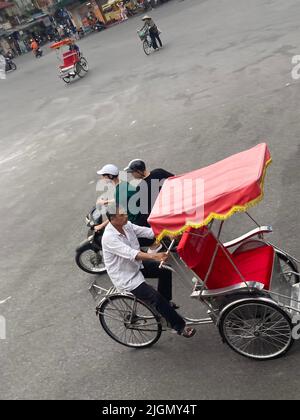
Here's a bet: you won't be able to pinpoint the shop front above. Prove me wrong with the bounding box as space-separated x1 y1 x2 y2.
67 0 106 29
101 0 136 25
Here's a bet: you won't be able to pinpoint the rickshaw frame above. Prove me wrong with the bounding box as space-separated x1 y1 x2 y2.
89 210 300 359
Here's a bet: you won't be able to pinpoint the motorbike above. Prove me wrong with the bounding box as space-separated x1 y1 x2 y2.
35 48 43 58
5 56 17 72
139 0 152 11
6 50 14 59
77 27 85 39
75 207 106 275
92 21 106 32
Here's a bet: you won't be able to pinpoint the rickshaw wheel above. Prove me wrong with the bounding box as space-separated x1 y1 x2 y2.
98 294 162 348
79 57 88 72
76 62 86 78
219 299 294 360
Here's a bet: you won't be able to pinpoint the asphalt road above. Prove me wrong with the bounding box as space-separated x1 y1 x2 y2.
0 0 300 400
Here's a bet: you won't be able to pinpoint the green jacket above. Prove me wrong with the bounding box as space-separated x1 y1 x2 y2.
115 181 140 223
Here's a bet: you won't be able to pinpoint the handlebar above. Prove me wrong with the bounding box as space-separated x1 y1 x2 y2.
159 239 176 269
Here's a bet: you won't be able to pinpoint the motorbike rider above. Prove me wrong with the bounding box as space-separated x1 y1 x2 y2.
30 39 38 55
140 15 162 50
77 27 85 38
30 39 42 57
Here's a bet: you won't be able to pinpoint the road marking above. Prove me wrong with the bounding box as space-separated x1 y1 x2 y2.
0 297 11 305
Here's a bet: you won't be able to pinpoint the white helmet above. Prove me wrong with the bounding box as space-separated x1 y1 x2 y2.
97 164 119 176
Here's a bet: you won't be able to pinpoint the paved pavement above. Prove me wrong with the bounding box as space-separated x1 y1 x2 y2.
0 0 300 400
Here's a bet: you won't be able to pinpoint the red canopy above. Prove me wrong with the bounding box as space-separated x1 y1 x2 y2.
50 38 73 49
148 143 271 240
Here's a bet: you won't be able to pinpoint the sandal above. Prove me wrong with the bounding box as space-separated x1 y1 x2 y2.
180 326 196 338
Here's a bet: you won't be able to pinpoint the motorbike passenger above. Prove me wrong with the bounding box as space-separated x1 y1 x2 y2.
124 159 173 227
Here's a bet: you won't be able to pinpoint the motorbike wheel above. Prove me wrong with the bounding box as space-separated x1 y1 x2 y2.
75 244 106 274
11 62 17 70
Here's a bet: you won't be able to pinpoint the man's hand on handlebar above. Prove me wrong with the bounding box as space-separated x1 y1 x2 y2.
136 251 169 263
152 252 169 263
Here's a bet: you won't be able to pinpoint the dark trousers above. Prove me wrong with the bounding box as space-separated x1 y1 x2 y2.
149 28 162 50
131 261 185 333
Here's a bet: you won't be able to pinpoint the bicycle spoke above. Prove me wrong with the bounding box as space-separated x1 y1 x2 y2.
223 302 292 359
99 296 161 348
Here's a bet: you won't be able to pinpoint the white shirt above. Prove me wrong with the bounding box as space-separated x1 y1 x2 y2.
102 222 155 292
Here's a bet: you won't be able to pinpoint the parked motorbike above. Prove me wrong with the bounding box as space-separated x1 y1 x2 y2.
5 56 17 72
75 207 106 275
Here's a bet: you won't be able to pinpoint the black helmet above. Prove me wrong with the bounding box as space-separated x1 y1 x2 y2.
124 159 146 173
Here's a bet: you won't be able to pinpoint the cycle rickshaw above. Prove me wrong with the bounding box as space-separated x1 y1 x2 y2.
89 143 300 360
49 38 88 84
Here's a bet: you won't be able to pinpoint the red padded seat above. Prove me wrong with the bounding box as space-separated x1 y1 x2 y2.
177 227 274 291
59 51 78 69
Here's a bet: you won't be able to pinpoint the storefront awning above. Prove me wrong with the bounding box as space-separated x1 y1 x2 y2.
0 2 14 9
10 15 50 32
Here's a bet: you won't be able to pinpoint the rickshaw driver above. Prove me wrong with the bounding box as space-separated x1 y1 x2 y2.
62 39 81 77
102 205 197 338
69 39 80 57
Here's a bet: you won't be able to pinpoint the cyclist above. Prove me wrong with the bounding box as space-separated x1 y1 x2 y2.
140 15 162 51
